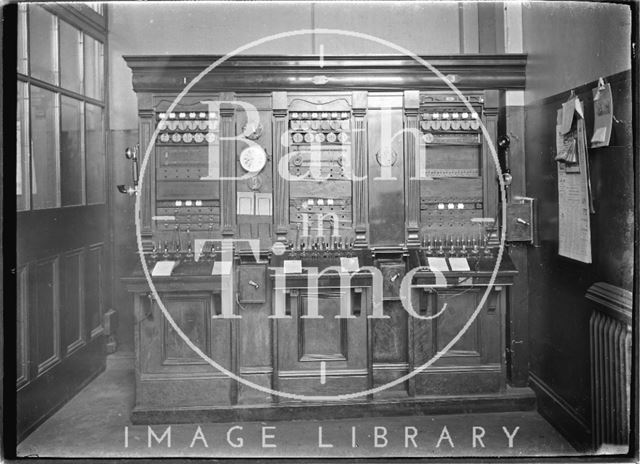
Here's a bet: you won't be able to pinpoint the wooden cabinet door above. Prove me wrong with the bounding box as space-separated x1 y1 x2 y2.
276 288 369 397
412 287 505 395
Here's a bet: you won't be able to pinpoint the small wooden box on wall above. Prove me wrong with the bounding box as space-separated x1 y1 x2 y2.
506 196 536 244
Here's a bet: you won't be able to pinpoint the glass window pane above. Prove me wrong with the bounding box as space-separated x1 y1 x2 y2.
18 4 28 74
60 96 84 206
17 81 30 211
59 20 83 94
29 6 57 84
84 35 103 100
31 86 59 209
86 2 104 15
85 104 105 204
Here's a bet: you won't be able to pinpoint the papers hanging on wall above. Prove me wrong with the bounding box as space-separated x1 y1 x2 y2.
556 106 592 263
591 78 613 148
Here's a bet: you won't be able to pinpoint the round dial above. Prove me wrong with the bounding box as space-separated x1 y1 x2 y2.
376 149 397 167
242 121 264 140
239 145 267 173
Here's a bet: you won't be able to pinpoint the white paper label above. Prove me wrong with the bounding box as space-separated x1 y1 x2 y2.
340 257 360 273
212 261 233 275
448 257 471 272
427 257 450 272
152 261 178 276
283 260 303 274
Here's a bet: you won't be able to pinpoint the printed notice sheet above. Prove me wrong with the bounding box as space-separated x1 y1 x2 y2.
556 107 592 263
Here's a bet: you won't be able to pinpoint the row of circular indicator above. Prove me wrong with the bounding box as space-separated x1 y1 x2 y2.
422 111 479 120
172 200 204 207
290 119 350 131
159 112 218 120
437 203 467 210
291 132 349 144
304 198 338 206
290 112 350 120
159 132 217 144
158 120 219 131
421 119 481 132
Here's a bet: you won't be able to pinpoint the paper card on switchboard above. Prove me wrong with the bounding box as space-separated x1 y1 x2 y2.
152 261 178 276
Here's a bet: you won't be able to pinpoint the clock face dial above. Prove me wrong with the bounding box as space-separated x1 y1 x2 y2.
239 145 267 173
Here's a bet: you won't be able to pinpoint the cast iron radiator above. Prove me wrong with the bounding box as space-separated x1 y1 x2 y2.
587 282 632 449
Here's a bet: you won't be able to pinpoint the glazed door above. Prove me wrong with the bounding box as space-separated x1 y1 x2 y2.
276 287 369 397
16 4 109 441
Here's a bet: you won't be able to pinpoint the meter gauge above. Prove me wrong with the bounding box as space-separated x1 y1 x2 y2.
171 133 182 143
315 133 325 143
247 174 263 191
292 154 304 166
303 132 314 143
326 132 337 143
194 132 205 144
422 132 435 144
292 133 304 144
182 133 194 143
159 133 171 143
242 121 264 140
337 132 349 143
239 145 267 173
336 151 349 166
376 148 397 167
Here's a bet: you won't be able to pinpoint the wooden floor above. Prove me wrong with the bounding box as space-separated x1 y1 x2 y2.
17 353 580 458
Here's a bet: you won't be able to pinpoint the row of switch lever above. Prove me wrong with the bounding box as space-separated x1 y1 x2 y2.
421 235 495 257
287 236 355 253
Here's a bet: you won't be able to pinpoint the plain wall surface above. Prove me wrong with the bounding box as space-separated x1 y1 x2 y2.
521 0 632 449
108 1 467 130
522 1 631 103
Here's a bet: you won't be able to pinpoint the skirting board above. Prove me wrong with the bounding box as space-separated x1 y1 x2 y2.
529 372 590 452
131 387 536 424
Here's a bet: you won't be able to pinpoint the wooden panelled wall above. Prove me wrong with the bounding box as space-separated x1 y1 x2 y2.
13 3 111 444
524 70 633 451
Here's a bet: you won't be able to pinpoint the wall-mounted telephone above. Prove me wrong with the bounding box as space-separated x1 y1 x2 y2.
117 145 140 196
497 135 513 189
